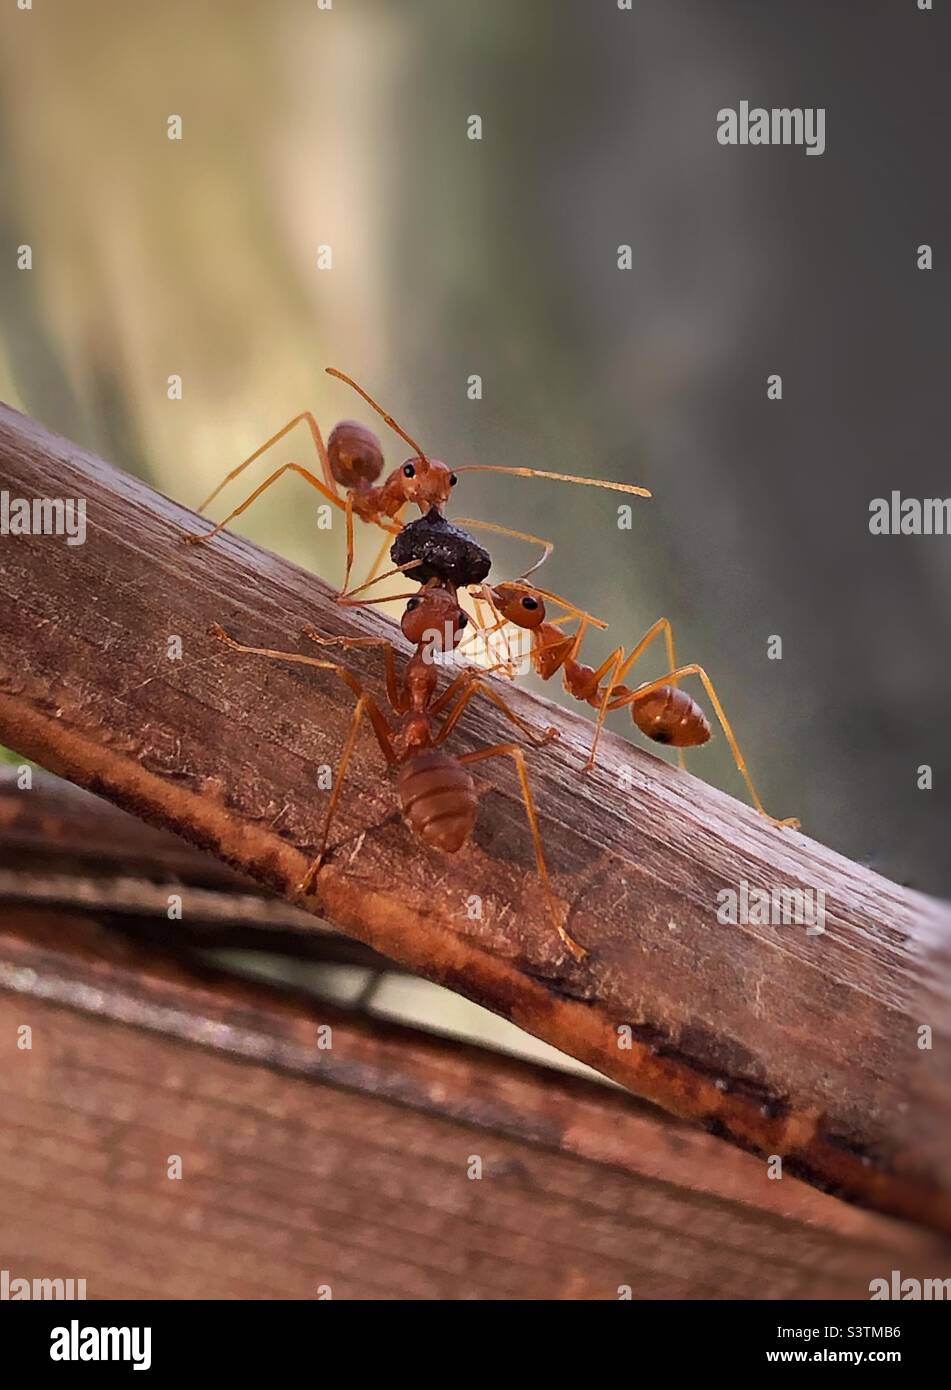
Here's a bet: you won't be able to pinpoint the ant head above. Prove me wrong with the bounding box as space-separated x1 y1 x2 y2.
401 589 469 651
490 584 547 630
391 457 457 513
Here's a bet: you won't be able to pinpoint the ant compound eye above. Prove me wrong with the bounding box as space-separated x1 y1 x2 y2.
406 597 421 611
402 463 416 479
457 611 468 629
521 596 539 610
449 473 458 486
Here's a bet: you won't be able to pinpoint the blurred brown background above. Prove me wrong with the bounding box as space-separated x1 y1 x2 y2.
1 0 948 898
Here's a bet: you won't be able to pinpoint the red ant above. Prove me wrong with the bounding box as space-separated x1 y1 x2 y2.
210 587 587 961
186 367 650 596
470 580 798 828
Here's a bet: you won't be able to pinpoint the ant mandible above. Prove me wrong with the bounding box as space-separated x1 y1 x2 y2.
210 587 588 961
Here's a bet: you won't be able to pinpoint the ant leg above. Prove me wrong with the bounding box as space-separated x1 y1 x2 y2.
328 503 411 604
564 615 592 667
434 676 558 748
300 629 404 712
609 663 799 829
335 493 403 592
299 691 397 894
586 618 682 772
209 625 400 888
428 668 477 716
335 557 424 606
459 743 585 961
456 595 510 671
187 463 345 545
437 590 507 675
363 502 408 588
198 411 339 514
454 594 482 665
210 624 400 735
341 492 357 594
472 586 519 675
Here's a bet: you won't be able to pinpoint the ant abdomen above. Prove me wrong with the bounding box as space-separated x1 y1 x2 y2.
327 420 385 488
398 749 478 852
626 684 711 747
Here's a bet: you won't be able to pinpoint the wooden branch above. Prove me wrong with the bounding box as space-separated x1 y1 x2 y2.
1 401 949 1236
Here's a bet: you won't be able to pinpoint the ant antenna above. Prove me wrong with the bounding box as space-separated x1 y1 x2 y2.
326 368 430 462
452 464 650 498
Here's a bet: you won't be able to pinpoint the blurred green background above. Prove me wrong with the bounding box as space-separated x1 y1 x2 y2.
1 0 948 896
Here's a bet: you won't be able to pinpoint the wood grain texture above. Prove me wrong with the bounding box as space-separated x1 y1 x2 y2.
0 401 949 1234
2 907 948 1300
0 767 391 966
